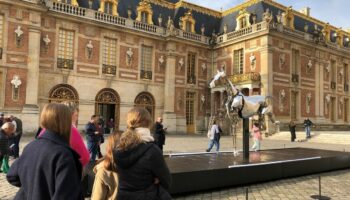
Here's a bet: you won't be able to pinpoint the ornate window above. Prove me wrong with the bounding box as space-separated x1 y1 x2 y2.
234 49 244 74
100 0 118 16
140 45 153 80
282 6 294 30
136 0 153 24
235 9 250 30
102 37 117 75
187 53 196 84
57 29 74 69
0 15 3 59
49 84 79 103
134 92 155 120
180 10 195 33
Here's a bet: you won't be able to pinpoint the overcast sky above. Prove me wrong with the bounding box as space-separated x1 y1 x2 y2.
185 0 350 30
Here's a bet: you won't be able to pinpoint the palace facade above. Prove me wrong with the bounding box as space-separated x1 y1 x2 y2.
0 0 349 133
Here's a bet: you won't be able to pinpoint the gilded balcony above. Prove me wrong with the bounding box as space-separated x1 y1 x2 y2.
228 72 261 85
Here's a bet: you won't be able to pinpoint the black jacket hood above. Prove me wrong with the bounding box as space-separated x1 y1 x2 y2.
114 143 153 169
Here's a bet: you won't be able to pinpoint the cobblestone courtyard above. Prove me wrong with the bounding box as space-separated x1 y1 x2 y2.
1 131 350 200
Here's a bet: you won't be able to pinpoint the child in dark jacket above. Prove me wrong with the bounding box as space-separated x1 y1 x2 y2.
0 122 15 173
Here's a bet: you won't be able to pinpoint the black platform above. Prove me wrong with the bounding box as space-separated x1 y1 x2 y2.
165 148 350 194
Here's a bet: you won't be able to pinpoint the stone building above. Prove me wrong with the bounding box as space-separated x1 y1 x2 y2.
0 0 349 134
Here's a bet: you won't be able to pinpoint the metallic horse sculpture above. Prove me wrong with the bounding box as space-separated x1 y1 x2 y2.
209 70 278 156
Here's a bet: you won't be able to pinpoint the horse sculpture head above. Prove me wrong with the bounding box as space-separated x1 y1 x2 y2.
209 70 226 88
209 70 239 96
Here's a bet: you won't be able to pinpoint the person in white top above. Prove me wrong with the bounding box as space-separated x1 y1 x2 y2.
206 121 220 152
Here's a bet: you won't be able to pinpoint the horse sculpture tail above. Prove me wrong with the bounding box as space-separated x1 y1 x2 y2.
262 96 277 124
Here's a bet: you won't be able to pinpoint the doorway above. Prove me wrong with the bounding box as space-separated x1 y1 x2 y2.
186 91 195 134
95 88 120 132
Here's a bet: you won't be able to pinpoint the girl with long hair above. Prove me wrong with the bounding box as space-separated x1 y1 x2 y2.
114 107 172 200
91 132 119 200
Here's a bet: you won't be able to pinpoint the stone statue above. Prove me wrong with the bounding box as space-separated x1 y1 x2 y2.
276 11 282 24
201 24 205 35
86 40 94 59
158 14 163 26
167 16 175 36
223 24 228 34
249 53 256 70
15 26 24 47
209 31 217 45
11 75 22 88
339 97 344 115
279 89 286 112
262 8 273 24
201 63 207 74
200 94 205 111
178 57 184 72
43 34 51 51
158 55 165 70
306 93 312 113
279 53 286 69
325 94 331 114
126 47 133 66
307 59 312 73
304 23 309 32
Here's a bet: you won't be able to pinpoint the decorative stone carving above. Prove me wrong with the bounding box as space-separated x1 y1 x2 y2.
86 40 94 60
251 13 257 24
15 26 24 47
200 94 205 111
306 59 312 73
166 16 176 36
200 24 205 35
126 47 134 66
279 89 286 112
249 53 256 70
11 75 22 88
262 8 273 24
306 93 312 114
178 57 184 72
158 55 165 70
223 23 228 34
42 34 51 52
127 7 132 19
325 94 331 115
279 53 286 69
282 6 295 29
158 14 163 26
325 61 331 75
201 63 207 74
304 23 309 32
276 11 282 24
339 97 344 115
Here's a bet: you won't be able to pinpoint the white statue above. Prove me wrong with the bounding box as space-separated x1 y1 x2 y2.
15 26 24 47
276 11 282 24
86 40 94 59
249 53 256 70
325 94 331 114
279 89 286 112
279 53 286 68
307 60 312 73
158 55 165 70
178 57 184 72
11 75 22 88
339 97 344 115
201 63 207 73
306 93 312 113
223 24 228 34
126 47 134 66
43 35 51 47
200 94 205 111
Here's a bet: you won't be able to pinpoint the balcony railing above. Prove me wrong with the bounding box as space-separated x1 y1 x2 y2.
331 81 336 89
57 58 74 69
228 72 261 85
291 74 299 83
217 22 268 44
140 70 152 80
102 64 116 75
187 75 196 84
47 1 208 44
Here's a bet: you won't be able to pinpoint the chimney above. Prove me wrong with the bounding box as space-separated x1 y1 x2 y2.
300 7 311 16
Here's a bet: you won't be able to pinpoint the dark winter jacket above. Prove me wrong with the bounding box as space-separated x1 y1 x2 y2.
6 130 83 200
0 129 9 156
154 122 166 146
85 122 99 143
114 142 172 200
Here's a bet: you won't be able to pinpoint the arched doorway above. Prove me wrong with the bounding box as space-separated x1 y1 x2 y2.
95 88 120 132
48 84 79 103
134 92 155 120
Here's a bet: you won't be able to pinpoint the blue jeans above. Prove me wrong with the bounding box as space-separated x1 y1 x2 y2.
252 139 260 151
305 126 311 138
207 139 220 152
87 141 98 162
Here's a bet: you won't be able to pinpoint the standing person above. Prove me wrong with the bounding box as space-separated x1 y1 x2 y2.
0 122 15 173
303 118 313 139
206 120 220 152
114 108 172 200
85 115 100 163
0 112 4 127
6 103 83 199
91 132 119 200
251 123 262 151
107 118 115 134
9 115 22 159
96 116 105 159
154 117 167 151
289 120 296 142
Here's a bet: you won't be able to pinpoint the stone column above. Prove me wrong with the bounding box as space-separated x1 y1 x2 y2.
22 27 41 133
162 41 177 133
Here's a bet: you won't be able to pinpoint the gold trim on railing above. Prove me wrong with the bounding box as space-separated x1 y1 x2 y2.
228 72 261 84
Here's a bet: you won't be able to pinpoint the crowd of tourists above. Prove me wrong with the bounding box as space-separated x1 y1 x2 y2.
1 102 172 200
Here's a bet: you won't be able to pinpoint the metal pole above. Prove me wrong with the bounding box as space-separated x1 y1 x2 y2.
319 176 321 198
243 118 250 160
245 187 249 200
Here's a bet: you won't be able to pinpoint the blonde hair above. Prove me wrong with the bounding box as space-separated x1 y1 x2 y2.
1 122 15 134
117 107 152 151
61 101 79 114
40 103 72 143
103 132 120 171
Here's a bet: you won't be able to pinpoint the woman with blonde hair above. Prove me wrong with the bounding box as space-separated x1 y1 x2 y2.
114 107 171 200
91 132 119 200
7 103 83 199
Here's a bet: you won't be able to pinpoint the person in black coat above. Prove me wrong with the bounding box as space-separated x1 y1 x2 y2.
9 115 22 158
289 120 296 142
154 117 167 151
0 122 15 172
85 115 100 162
6 103 83 200
114 108 171 200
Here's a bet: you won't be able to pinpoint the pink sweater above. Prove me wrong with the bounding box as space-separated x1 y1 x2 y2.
39 126 90 167
252 126 262 141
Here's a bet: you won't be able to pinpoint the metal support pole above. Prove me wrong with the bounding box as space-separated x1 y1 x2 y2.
243 118 250 160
